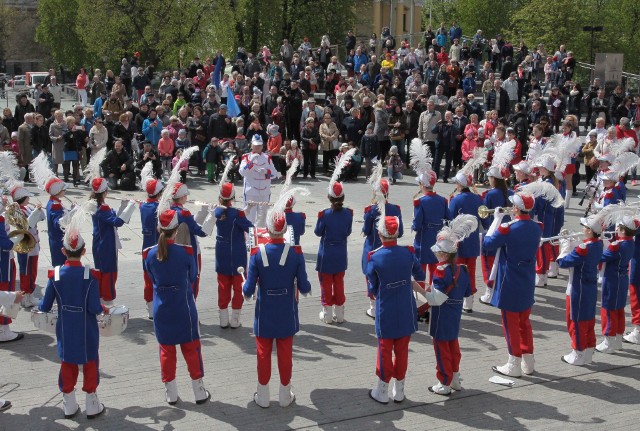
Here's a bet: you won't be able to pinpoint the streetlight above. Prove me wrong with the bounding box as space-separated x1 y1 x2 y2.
582 25 603 64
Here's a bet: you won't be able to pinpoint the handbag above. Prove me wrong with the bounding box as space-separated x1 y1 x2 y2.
331 139 340 150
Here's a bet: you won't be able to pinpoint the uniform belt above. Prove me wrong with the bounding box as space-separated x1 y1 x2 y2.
427 223 443 228
61 305 84 312
445 299 463 305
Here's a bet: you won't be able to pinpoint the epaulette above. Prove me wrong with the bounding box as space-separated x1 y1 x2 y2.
413 198 420 207
498 223 511 235
250 247 259 256
406 245 415 254
367 248 379 261
603 190 614 199
50 203 62 211
100 204 111 211
180 209 192 217
301 213 306 219
481 190 488 199
48 269 55 279
364 205 372 214
142 246 152 259
90 269 101 280
348 208 353 215
182 245 194 255
433 266 446 278
293 245 303 254
608 241 620 252
0 216 4 223
238 210 246 217
575 243 588 256
317 210 324 218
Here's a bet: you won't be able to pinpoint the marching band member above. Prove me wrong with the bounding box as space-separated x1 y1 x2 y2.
139 162 164 319
214 159 253 328
424 215 477 395
143 209 210 405
449 148 486 312
556 216 603 365
282 160 306 246
362 161 403 319
243 189 312 408
557 121 580 208
315 149 355 324
526 124 548 162
39 206 108 419
596 209 637 354
367 202 425 404
483 192 542 377
513 161 535 192
240 135 279 227
85 149 137 305
30 152 69 268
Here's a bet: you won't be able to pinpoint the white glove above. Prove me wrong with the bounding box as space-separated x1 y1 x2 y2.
558 238 572 259
118 201 137 224
200 213 216 236
487 210 506 236
10 234 24 245
27 208 45 229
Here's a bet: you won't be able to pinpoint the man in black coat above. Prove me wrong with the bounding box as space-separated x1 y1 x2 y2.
510 103 529 153
135 140 163 179
282 80 303 141
101 139 136 190
208 105 235 140
485 79 511 119
431 111 457 182
37 85 55 119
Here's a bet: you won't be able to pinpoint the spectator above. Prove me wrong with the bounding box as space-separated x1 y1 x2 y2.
485 79 510 118
172 148 189 183
385 145 404 184
285 139 303 176
157 129 175 177
432 110 456 182
113 112 136 154
76 67 89 107
62 116 87 185
142 109 163 148
14 94 35 126
101 139 136 190
203 137 222 183
17 113 34 173
300 117 320 178
30 114 50 158
135 140 162 178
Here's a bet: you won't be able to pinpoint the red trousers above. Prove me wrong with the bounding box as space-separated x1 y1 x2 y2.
376 336 411 383
630 284 640 326
58 359 99 394
501 308 534 357
98 271 117 302
159 339 204 383
256 336 293 386
217 274 244 310
192 253 202 299
565 296 596 350
17 254 38 294
456 257 477 293
0 260 16 325
601 308 625 336
319 272 345 306
481 254 495 287
433 339 461 386
536 242 557 274
143 257 153 303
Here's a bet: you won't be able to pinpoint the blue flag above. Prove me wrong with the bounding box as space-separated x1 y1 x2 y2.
226 86 240 118
213 55 223 89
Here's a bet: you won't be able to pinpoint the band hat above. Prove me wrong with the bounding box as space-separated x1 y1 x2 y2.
453 171 472 187
513 161 532 174
580 216 603 234
251 135 264 146
172 182 189 199
145 178 164 197
431 214 478 254
416 171 437 187
45 177 68 196
91 177 108 193
158 209 179 230
486 166 510 180
10 184 33 201
618 215 640 231
328 181 344 198
509 192 535 212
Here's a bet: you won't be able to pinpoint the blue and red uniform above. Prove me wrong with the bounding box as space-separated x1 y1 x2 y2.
92 204 125 302
140 198 159 303
16 206 44 295
448 191 483 293
46 197 66 267
284 209 306 245
600 237 634 337
171 204 207 298
315 207 353 307
39 262 104 394
143 241 202 383
361 202 403 275
0 216 17 326
214 205 253 311
557 239 603 351
412 191 450 283
629 233 640 328
366 241 424 384
479 188 512 288
533 178 564 275
243 238 311 386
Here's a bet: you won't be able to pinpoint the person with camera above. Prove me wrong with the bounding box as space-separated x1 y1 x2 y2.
136 140 163 179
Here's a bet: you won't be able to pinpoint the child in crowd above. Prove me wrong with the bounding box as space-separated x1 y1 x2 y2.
158 129 175 178
172 148 189 183
203 137 222 183
384 145 404 184
175 128 190 153
234 127 249 154
286 140 303 178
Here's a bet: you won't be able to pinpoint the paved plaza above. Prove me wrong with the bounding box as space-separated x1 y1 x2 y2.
1 157 639 431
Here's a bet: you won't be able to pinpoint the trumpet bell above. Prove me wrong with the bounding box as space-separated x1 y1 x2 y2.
9 229 37 254
478 205 492 219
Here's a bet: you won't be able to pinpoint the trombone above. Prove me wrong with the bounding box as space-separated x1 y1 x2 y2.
541 231 582 245
478 205 508 219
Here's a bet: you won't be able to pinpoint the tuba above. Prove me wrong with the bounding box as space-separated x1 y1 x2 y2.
5 203 36 253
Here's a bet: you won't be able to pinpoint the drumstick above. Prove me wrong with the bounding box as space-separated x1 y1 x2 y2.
238 267 255 301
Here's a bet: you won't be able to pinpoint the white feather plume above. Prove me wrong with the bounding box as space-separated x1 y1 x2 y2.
375 193 387 235
520 181 564 207
608 137 636 157
329 147 356 188
0 152 21 192
218 157 235 190
592 203 639 229
460 147 488 176
367 160 384 194
409 138 433 176
83 147 107 183
157 146 199 215
281 158 300 194
437 214 478 244
140 161 154 184
267 186 310 232
609 152 640 177
29 152 56 190
491 139 516 170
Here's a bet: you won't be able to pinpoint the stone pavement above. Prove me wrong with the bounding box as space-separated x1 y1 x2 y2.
1 167 639 431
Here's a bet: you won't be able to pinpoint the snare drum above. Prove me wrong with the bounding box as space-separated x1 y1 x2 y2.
98 305 129 337
245 226 294 251
31 307 58 334
0 303 20 319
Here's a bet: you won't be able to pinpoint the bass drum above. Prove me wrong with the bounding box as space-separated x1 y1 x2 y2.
245 226 294 252
98 305 129 337
31 307 58 334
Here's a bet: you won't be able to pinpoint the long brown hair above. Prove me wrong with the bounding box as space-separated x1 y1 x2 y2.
329 195 344 211
90 191 106 206
157 227 177 262
493 178 512 207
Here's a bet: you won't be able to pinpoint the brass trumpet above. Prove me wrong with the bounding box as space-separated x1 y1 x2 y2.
541 231 582 245
478 205 507 219
5 203 37 253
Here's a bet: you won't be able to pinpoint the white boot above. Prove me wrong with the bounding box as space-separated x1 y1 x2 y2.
254 383 270 408
0 325 23 343
564 190 572 209
479 287 493 305
614 334 624 351
334 305 345 323
146 301 153 320
165 380 178 405
428 382 452 395
562 349 586 366
583 347 595 364
521 353 535 375
21 293 41 308
369 378 389 404
319 306 333 324
192 378 210 404
392 379 405 402
230 309 241 328
62 390 80 419
535 274 548 287
492 355 522 377
623 326 640 344
366 299 376 318
85 392 104 419
547 262 559 278
278 383 295 407
219 308 230 328
450 372 463 391
462 295 474 313
596 336 616 354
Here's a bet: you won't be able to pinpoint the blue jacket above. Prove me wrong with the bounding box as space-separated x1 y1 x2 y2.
0 216 14 284
361 202 403 273
600 237 634 310
46 198 66 267
93 97 106 119
285 210 306 245
92 205 125 273
366 242 424 339
243 240 311 339
315 207 353 274
39 262 103 364
412 192 450 265
448 191 483 258
142 117 163 146
630 233 640 286
140 199 159 251
483 215 542 312
429 264 472 340
533 179 564 237
353 53 369 74
171 204 206 274
557 239 603 321
480 188 513 257
143 242 198 345
214 206 253 275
